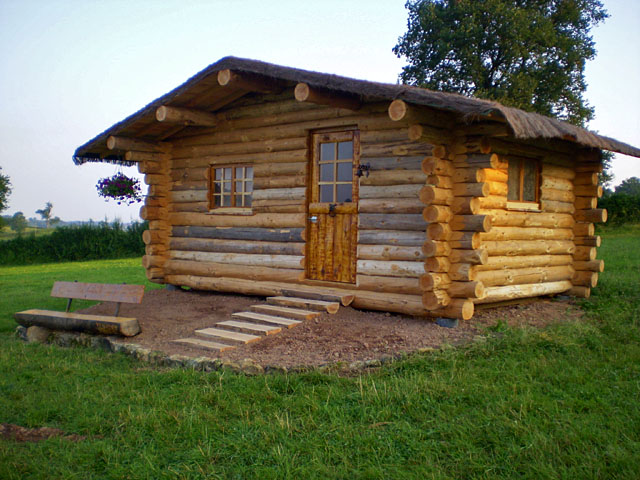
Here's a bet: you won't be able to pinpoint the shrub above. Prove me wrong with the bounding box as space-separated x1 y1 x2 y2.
0 220 147 265
599 193 640 225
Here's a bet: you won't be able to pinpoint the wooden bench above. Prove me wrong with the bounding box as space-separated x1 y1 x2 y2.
14 281 145 337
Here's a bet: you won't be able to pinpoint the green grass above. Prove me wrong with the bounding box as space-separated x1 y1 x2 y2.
0 231 639 479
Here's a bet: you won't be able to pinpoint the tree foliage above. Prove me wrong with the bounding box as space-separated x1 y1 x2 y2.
9 212 28 235
393 0 608 126
615 177 640 196
0 167 11 214
35 202 54 229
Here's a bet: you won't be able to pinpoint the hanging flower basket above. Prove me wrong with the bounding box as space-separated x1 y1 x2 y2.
96 173 143 205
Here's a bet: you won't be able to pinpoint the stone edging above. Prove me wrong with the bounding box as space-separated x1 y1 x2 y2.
16 326 405 375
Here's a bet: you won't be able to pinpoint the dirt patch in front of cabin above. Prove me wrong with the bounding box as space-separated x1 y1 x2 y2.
79 289 583 369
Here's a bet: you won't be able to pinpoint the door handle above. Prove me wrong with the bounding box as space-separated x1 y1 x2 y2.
308 215 318 223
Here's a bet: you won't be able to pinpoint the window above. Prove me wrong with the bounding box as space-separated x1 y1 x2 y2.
507 157 540 207
317 137 355 203
210 165 253 209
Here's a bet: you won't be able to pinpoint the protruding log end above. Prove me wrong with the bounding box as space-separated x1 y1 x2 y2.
388 99 409 121
294 83 311 102
294 82 361 110
568 286 590 298
217 69 233 87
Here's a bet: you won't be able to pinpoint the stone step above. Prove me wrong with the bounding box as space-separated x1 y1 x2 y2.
173 337 235 352
280 288 354 306
233 311 302 328
250 304 321 320
267 296 340 314
216 320 281 336
195 327 261 345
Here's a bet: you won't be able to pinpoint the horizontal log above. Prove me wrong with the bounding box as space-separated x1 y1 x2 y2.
540 200 575 214
573 259 604 272
423 205 453 223
452 168 485 183
541 186 576 203
477 195 507 210
419 185 453 205
217 69 283 94
479 226 573 241
169 212 305 228
140 206 164 220
568 286 590 298
145 267 164 283
573 172 599 185
366 156 424 171
172 149 307 168
574 196 598 209
145 244 167 256
475 280 572 304
475 265 574 287
359 198 424 214
483 240 574 256
425 256 451 273
448 281 485 299
448 263 476 281
573 222 595 236
144 173 167 185
422 289 451 310
361 141 433 158
541 176 573 191
422 157 455 176
475 254 574 271
360 169 426 186
430 299 474 320
452 182 490 197
253 162 306 177
573 247 597 261
172 136 307 159
171 250 303 269
541 164 575 180
294 82 361 110
450 231 481 249
253 174 306 190
572 271 598 288
574 236 601 247
171 190 207 203
419 273 451 291
357 245 425 261
482 168 508 183
462 153 504 169
422 240 451 257
142 255 166 269
358 229 426 246
574 184 603 197
356 259 425 278
407 123 451 143
360 184 422 199
449 249 488 265
360 128 411 145
142 230 168 245
172 225 303 242
575 209 607 223
359 214 426 231
155 105 218 127
164 259 301 283
106 136 163 152
252 204 306 213
487 211 574 228
450 215 491 232
452 197 481 215
125 151 165 162
356 275 422 295
137 161 163 175
169 237 304 255
14 310 140 337
426 222 452 241
427 174 453 189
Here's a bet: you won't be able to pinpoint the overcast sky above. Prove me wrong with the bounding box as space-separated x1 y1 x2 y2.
1 0 638 222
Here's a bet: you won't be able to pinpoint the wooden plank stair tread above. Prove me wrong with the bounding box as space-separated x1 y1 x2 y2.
217 320 281 336
267 296 340 314
232 311 301 328
195 327 261 344
173 337 235 352
250 304 321 320
280 288 354 306
14 309 140 337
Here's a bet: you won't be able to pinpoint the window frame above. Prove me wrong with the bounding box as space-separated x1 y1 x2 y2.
208 164 253 213
311 130 359 205
506 157 541 211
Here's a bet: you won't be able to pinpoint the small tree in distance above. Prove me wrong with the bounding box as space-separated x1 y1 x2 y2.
36 202 54 229
0 167 11 228
9 212 28 236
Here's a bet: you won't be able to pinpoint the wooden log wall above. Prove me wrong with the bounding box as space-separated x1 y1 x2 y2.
155 93 449 316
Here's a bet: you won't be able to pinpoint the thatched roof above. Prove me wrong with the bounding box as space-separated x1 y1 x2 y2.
73 56 640 164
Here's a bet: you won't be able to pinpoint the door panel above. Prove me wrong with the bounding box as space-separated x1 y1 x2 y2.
307 131 359 283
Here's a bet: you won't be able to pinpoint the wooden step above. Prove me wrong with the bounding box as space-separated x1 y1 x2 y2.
173 337 235 352
267 296 340 314
216 320 281 336
280 288 354 306
250 304 321 320
233 311 301 328
195 327 261 345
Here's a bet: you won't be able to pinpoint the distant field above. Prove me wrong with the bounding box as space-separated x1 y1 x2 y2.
0 226 50 241
0 230 638 479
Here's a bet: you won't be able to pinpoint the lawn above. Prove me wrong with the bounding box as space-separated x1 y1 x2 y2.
0 232 638 479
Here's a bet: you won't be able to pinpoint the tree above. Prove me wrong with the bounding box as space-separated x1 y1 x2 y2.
615 177 640 196
36 202 54 229
9 211 28 235
0 167 11 214
393 0 608 126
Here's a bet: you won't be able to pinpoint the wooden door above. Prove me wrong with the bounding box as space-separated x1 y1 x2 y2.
306 130 359 283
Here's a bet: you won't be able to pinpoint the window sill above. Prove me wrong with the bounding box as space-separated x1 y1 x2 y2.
207 208 254 216
506 201 541 212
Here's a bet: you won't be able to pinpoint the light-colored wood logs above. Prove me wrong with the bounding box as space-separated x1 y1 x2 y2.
360 184 422 199
475 280 572 304
422 157 455 176
431 299 475 321
356 275 422 295
155 106 218 127
572 271 598 288
448 281 485 299
360 169 426 186
294 83 361 110
474 265 574 287
449 215 492 232
479 227 573 241
358 230 425 246
575 209 607 223
164 259 301 283
358 213 426 231
475 255 574 271
419 186 453 205
449 249 488 265
483 240 575 256
422 240 451 258
171 250 303 269
573 247 597 261
423 205 453 223
356 259 425 278
169 237 304 256
360 198 424 214
419 273 451 291
488 211 574 228
422 290 451 309
574 184 603 197
574 236 601 247
426 222 452 240
357 245 424 261
106 136 162 152
426 256 451 273
573 259 604 272
448 263 476 281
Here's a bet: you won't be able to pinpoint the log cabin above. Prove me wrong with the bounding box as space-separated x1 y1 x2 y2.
73 57 640 320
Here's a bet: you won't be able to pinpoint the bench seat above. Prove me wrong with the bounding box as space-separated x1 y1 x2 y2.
15 309 141 337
